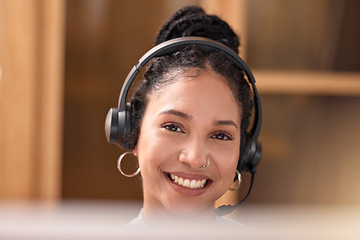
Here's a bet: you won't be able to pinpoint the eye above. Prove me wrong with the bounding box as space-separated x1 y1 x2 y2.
211 132 233 141
161 123 185 133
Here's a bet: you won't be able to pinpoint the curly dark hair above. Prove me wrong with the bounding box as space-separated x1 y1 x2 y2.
125 6 253 158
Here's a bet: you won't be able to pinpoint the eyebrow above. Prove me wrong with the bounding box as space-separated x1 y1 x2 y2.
215 120 238 129
159 109 238 129
159 109 192 120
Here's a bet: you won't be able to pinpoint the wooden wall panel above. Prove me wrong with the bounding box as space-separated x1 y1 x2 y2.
0 0 37 199
0 0 65 201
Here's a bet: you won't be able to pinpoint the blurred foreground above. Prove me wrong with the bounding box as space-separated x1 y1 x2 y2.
1 200 359 239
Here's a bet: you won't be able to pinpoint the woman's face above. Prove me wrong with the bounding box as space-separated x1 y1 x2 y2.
134 69 241 216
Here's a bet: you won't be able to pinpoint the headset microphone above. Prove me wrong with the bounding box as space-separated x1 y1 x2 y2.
216 169 256 216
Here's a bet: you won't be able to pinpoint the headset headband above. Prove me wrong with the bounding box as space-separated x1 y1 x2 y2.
118 36 262 140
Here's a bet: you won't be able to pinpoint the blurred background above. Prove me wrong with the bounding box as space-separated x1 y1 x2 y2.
1 0 360 238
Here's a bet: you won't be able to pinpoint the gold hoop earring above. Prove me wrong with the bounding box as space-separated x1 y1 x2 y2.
229 170 242 191
117 152 140 177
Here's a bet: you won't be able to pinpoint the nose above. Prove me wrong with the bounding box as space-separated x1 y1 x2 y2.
178 135 209 169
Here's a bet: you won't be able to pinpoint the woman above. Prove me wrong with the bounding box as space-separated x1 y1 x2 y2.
105 6 261 227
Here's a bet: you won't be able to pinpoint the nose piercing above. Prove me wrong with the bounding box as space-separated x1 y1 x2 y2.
202 159 209 168
180 151 209 168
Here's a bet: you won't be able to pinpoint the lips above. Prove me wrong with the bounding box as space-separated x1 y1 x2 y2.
166 173 210 189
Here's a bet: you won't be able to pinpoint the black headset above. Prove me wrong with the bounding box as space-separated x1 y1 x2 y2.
105 36 262 174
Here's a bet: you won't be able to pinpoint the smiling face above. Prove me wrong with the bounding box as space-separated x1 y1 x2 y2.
133 69 241 219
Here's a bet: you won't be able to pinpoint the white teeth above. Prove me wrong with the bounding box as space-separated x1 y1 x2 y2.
190 180 197 189
178 177 184 185
169 174 207 189
201 179 206 186
183 179 190 188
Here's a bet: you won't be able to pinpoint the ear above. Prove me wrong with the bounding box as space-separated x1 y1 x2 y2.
133 144 138 156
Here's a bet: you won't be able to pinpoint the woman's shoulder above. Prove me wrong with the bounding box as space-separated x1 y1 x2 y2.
214 215 252 230
215 215 239 225
124 209 147 228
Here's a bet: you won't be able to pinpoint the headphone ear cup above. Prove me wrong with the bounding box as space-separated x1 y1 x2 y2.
118 103 133 149
105 108 120 143
104 103 133 149
237 140 262 173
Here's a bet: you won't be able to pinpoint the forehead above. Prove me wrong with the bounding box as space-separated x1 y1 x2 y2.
146 70 241 122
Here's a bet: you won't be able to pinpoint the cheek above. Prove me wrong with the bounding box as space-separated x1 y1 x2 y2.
213 147 239 182
136 126 179 169
220 159 238 181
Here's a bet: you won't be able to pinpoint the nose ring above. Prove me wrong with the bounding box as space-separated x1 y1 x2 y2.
202 159 209 168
